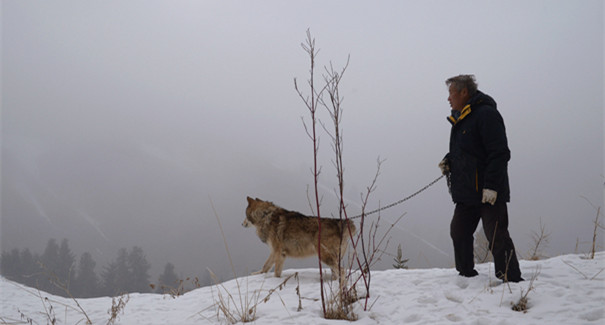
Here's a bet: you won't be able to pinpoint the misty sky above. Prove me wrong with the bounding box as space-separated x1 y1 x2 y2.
2 1 603 280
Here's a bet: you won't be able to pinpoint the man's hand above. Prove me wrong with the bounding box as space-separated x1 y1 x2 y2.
482 189 497 205
438 158 450 175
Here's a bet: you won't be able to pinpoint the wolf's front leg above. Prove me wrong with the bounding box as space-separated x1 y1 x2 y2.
251 253 275 275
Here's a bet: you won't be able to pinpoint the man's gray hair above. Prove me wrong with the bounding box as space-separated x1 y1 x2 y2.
446 75 478 95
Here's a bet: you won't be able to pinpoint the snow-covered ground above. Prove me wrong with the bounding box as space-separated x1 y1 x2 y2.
1 252 604 324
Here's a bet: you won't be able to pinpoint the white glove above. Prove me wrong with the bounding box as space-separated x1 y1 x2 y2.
438 158 450 175
482 189 497 205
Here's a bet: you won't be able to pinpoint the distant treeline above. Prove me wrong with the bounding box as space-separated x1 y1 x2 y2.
0 238 181 298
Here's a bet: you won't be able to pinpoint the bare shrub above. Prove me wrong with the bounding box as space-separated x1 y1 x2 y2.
295 29 399 320
526 217 551 261
590 207 603 259
580 197 604 259
295 29 329 316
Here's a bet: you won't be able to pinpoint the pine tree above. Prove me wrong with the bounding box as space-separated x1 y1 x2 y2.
0 250 10 276
393 244 409 269
0 249 21 280
128 246 151 293
57 239 76 289
40 239 60 293
74 252 99 298
100 248 130 296
114 248 131 293
101 261 119 296
20 248 39 288
157 262 179 294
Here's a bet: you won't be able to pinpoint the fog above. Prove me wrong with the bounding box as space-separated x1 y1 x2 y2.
2 1 603 283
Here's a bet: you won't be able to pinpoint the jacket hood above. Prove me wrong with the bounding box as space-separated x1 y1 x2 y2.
469 90 497 110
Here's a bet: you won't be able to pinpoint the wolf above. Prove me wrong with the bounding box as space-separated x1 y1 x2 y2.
242 197 356 279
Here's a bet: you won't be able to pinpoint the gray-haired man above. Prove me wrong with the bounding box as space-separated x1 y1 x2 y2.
440 75 523 282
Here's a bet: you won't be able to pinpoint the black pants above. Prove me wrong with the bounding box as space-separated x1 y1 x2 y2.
450 201 522 281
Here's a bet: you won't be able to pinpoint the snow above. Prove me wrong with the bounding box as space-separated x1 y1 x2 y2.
2 252 604 324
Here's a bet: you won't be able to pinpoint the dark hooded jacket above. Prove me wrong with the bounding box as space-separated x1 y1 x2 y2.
445 90 510 204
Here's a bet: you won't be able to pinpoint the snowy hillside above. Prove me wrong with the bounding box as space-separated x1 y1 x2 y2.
1 252 604 324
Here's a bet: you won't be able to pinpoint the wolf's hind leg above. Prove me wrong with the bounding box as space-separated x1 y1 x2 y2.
320 253 340 281
274 251 286 277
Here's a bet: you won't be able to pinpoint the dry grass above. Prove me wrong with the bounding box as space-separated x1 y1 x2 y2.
511 267 540 312
511 294 529 312
44 264 92 324
255 272 303 312
324 282 359 321
562 260 605 280
208 199 262 324
207 268 260 324
152 277 202 299
1 272 131 325
207 268 307 323
107 294 130 325
209 199 308 323
12 263 95 325
207 198 308 323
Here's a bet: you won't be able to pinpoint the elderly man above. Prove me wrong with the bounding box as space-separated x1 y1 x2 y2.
440 75 523 282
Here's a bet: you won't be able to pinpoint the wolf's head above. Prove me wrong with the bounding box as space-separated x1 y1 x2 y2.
242 196 275 228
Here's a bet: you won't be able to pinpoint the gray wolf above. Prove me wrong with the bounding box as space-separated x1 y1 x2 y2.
242 197 356 279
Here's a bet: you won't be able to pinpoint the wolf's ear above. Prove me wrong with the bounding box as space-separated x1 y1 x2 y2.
247 196 253 204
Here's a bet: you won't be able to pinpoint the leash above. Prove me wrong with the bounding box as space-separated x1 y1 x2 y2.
349 174 446 220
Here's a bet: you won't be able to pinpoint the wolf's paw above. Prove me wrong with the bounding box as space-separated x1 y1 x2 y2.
251 270 262 275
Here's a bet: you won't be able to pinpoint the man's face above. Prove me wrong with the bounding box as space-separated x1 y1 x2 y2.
448 85 469 112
